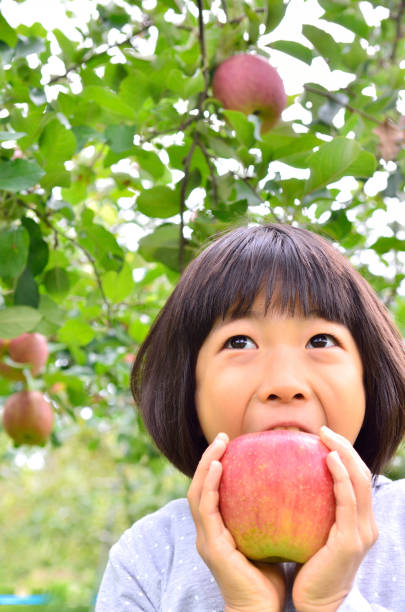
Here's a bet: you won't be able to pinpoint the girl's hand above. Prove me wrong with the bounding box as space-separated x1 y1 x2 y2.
292 426 378 612
187 433 286 612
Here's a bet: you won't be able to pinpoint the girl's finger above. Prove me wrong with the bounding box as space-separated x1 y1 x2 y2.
320 427 378 545
326 450 358 536
197 460 227 542
320 427 373 506
188 433 228 517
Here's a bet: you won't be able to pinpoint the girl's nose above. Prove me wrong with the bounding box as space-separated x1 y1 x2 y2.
257 353 311 404
267 389 307 402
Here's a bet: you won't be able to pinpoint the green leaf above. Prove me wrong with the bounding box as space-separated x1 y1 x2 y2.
302 24 342 68
21 217 49 276
0 227 29 279
0 13 18 47
53 28 78 63
105 124 136 153
38 294 65 328
270 40 313 65
370 236 405 255
83 85 136 120
57 319 95 346
322 210 353 240
128 318 150 343
39 119 77 163
0 306 42 339
72 125 100 151
139 224 193 272
43 267 71 296
0 159 45 191
344 150 377 179
101 262 135 303
38 119 77 188
266 0 287 32
223 111 255 148
14 267 40 308
133 147 166 180
137 186 179 218
327 11 370 38
304 138 376 194
78 224 124 271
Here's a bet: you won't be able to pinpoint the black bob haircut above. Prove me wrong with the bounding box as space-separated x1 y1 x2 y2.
131 223 405 478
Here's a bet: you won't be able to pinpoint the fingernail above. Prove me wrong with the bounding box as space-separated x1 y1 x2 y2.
329 450 342 463
215 432 228 443
320 425 334 435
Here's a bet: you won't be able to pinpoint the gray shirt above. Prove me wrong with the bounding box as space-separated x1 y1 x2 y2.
95 475 405 611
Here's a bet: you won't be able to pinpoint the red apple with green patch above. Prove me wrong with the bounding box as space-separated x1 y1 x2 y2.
2 390 54 446
219 430 335 563
212 54 287 133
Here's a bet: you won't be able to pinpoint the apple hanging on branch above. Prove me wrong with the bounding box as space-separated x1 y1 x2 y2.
7 332 49 376
212 54 287 133
219 430 335 563
2 390 54 446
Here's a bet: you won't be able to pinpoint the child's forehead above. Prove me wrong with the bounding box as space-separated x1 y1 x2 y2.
224 285 315 319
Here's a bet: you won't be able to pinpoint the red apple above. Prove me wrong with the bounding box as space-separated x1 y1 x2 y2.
212 54 286 133
2 390 53 446
219 430 335 563
8 333 49 376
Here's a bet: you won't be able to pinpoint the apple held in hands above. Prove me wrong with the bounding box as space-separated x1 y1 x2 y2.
212 54 286 133
2 390 54 446
219 430 335 563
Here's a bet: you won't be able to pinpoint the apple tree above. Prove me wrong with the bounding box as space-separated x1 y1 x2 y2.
0 0 404 489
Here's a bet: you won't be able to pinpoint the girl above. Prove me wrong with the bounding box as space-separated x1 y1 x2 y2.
96 223 405 611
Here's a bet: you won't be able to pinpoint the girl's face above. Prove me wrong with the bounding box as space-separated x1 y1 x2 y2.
195 295 366 445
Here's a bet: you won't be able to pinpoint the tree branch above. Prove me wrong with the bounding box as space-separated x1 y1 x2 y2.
179 135 198 273
18 201 113 325
47 22 152 86
198 140 218 207
196 0 210 105
239 177 283 223
390 0 405 61
304 85 381 125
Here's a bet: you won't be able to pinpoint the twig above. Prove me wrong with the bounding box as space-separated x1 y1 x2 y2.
304 85 381 125
390 0 405 61
196 0 207 74
48 23 152 85
198 139 218 206
196 0 210 103
176 0 213 273
141 115 199 143
179 136 198 272
18 200 113 325
239 176 283 223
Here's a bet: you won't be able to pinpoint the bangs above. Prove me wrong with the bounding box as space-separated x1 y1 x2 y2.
184 225 359 340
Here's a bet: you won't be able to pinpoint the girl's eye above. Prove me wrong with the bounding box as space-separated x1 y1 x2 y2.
224 335 257 350
306 333 338 349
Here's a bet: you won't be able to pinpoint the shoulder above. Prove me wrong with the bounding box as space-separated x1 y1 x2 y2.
96 499 210 611
109 498 195 563
130 498 193 537
372 475 405 528
373 474 405 500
